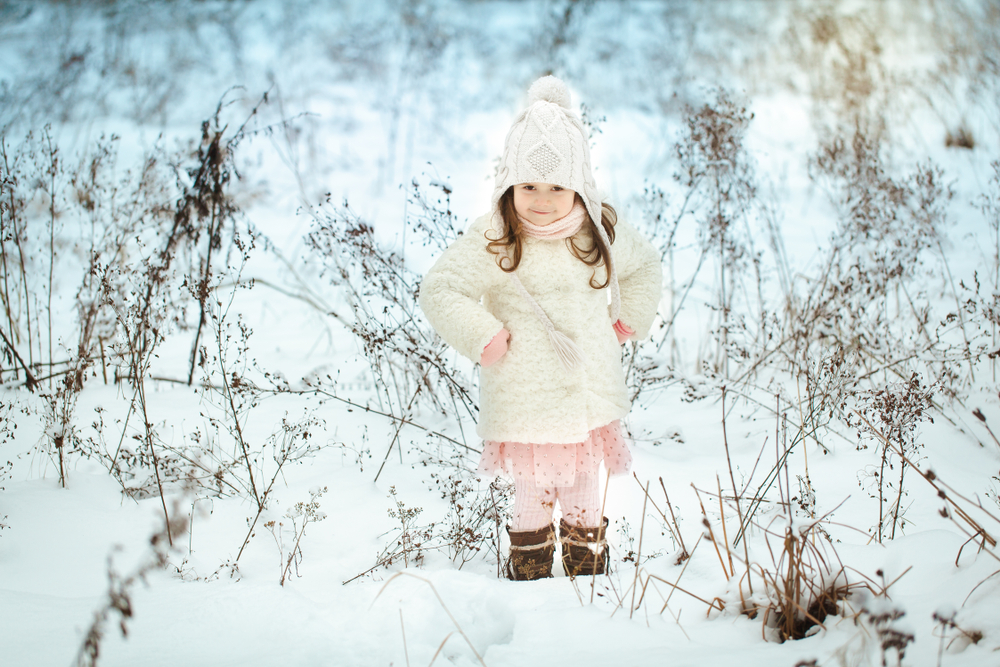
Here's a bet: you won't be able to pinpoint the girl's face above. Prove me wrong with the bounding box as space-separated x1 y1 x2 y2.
512 182 576 227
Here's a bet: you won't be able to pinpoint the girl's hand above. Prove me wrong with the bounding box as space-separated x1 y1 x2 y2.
481 329 510 367
613 320 634 345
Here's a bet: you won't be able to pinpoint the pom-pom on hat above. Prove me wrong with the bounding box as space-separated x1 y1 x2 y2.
491 76 620 325
527 75 572 108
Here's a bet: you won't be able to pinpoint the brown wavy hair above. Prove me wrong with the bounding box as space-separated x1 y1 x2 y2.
486 188 617 289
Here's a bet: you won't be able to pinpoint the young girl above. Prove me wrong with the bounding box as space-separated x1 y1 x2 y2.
419 76 662 580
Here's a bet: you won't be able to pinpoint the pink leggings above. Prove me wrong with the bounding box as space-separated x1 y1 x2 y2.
510 471 601 531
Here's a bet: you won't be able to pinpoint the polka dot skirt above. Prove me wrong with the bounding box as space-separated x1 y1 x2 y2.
477 420 632 488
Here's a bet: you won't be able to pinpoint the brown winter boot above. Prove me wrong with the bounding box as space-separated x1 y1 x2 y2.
559 517 609 577
506 524 556 581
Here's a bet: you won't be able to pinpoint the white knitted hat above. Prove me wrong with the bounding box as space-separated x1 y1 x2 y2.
491 76 622 370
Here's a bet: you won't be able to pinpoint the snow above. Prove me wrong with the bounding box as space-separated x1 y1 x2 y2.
2 0 1000 666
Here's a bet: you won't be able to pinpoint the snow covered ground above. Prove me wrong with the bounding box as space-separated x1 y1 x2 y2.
2 1 1000 665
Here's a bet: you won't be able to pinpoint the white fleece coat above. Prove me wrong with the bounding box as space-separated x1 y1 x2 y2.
419 214 662 445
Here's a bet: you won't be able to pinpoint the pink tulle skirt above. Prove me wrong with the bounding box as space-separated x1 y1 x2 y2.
477 420 632 488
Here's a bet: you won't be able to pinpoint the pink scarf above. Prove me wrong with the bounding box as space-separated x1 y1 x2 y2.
517 199 588 240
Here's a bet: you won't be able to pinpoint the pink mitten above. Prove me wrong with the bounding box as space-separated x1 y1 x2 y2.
481 329 510 367
613 320 634 345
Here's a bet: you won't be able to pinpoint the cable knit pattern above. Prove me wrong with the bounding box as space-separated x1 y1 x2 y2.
419 213 662 445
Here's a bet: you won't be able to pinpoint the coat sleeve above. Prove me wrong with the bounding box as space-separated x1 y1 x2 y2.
418 216 506 362
612 219 663 340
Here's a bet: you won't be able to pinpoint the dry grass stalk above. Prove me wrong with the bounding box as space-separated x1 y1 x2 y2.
75 509 188 667
629 534 725 616
971 407 1000 454
855 411 998 562
660 478 689 562
630 480 650 618
721 387 754 592
693 484 732 580
373 572 487 667
644 574 725 616
399 609 411 667
633 474 689 564
751 512 874 642
716 475 736 578
583 468 613 604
